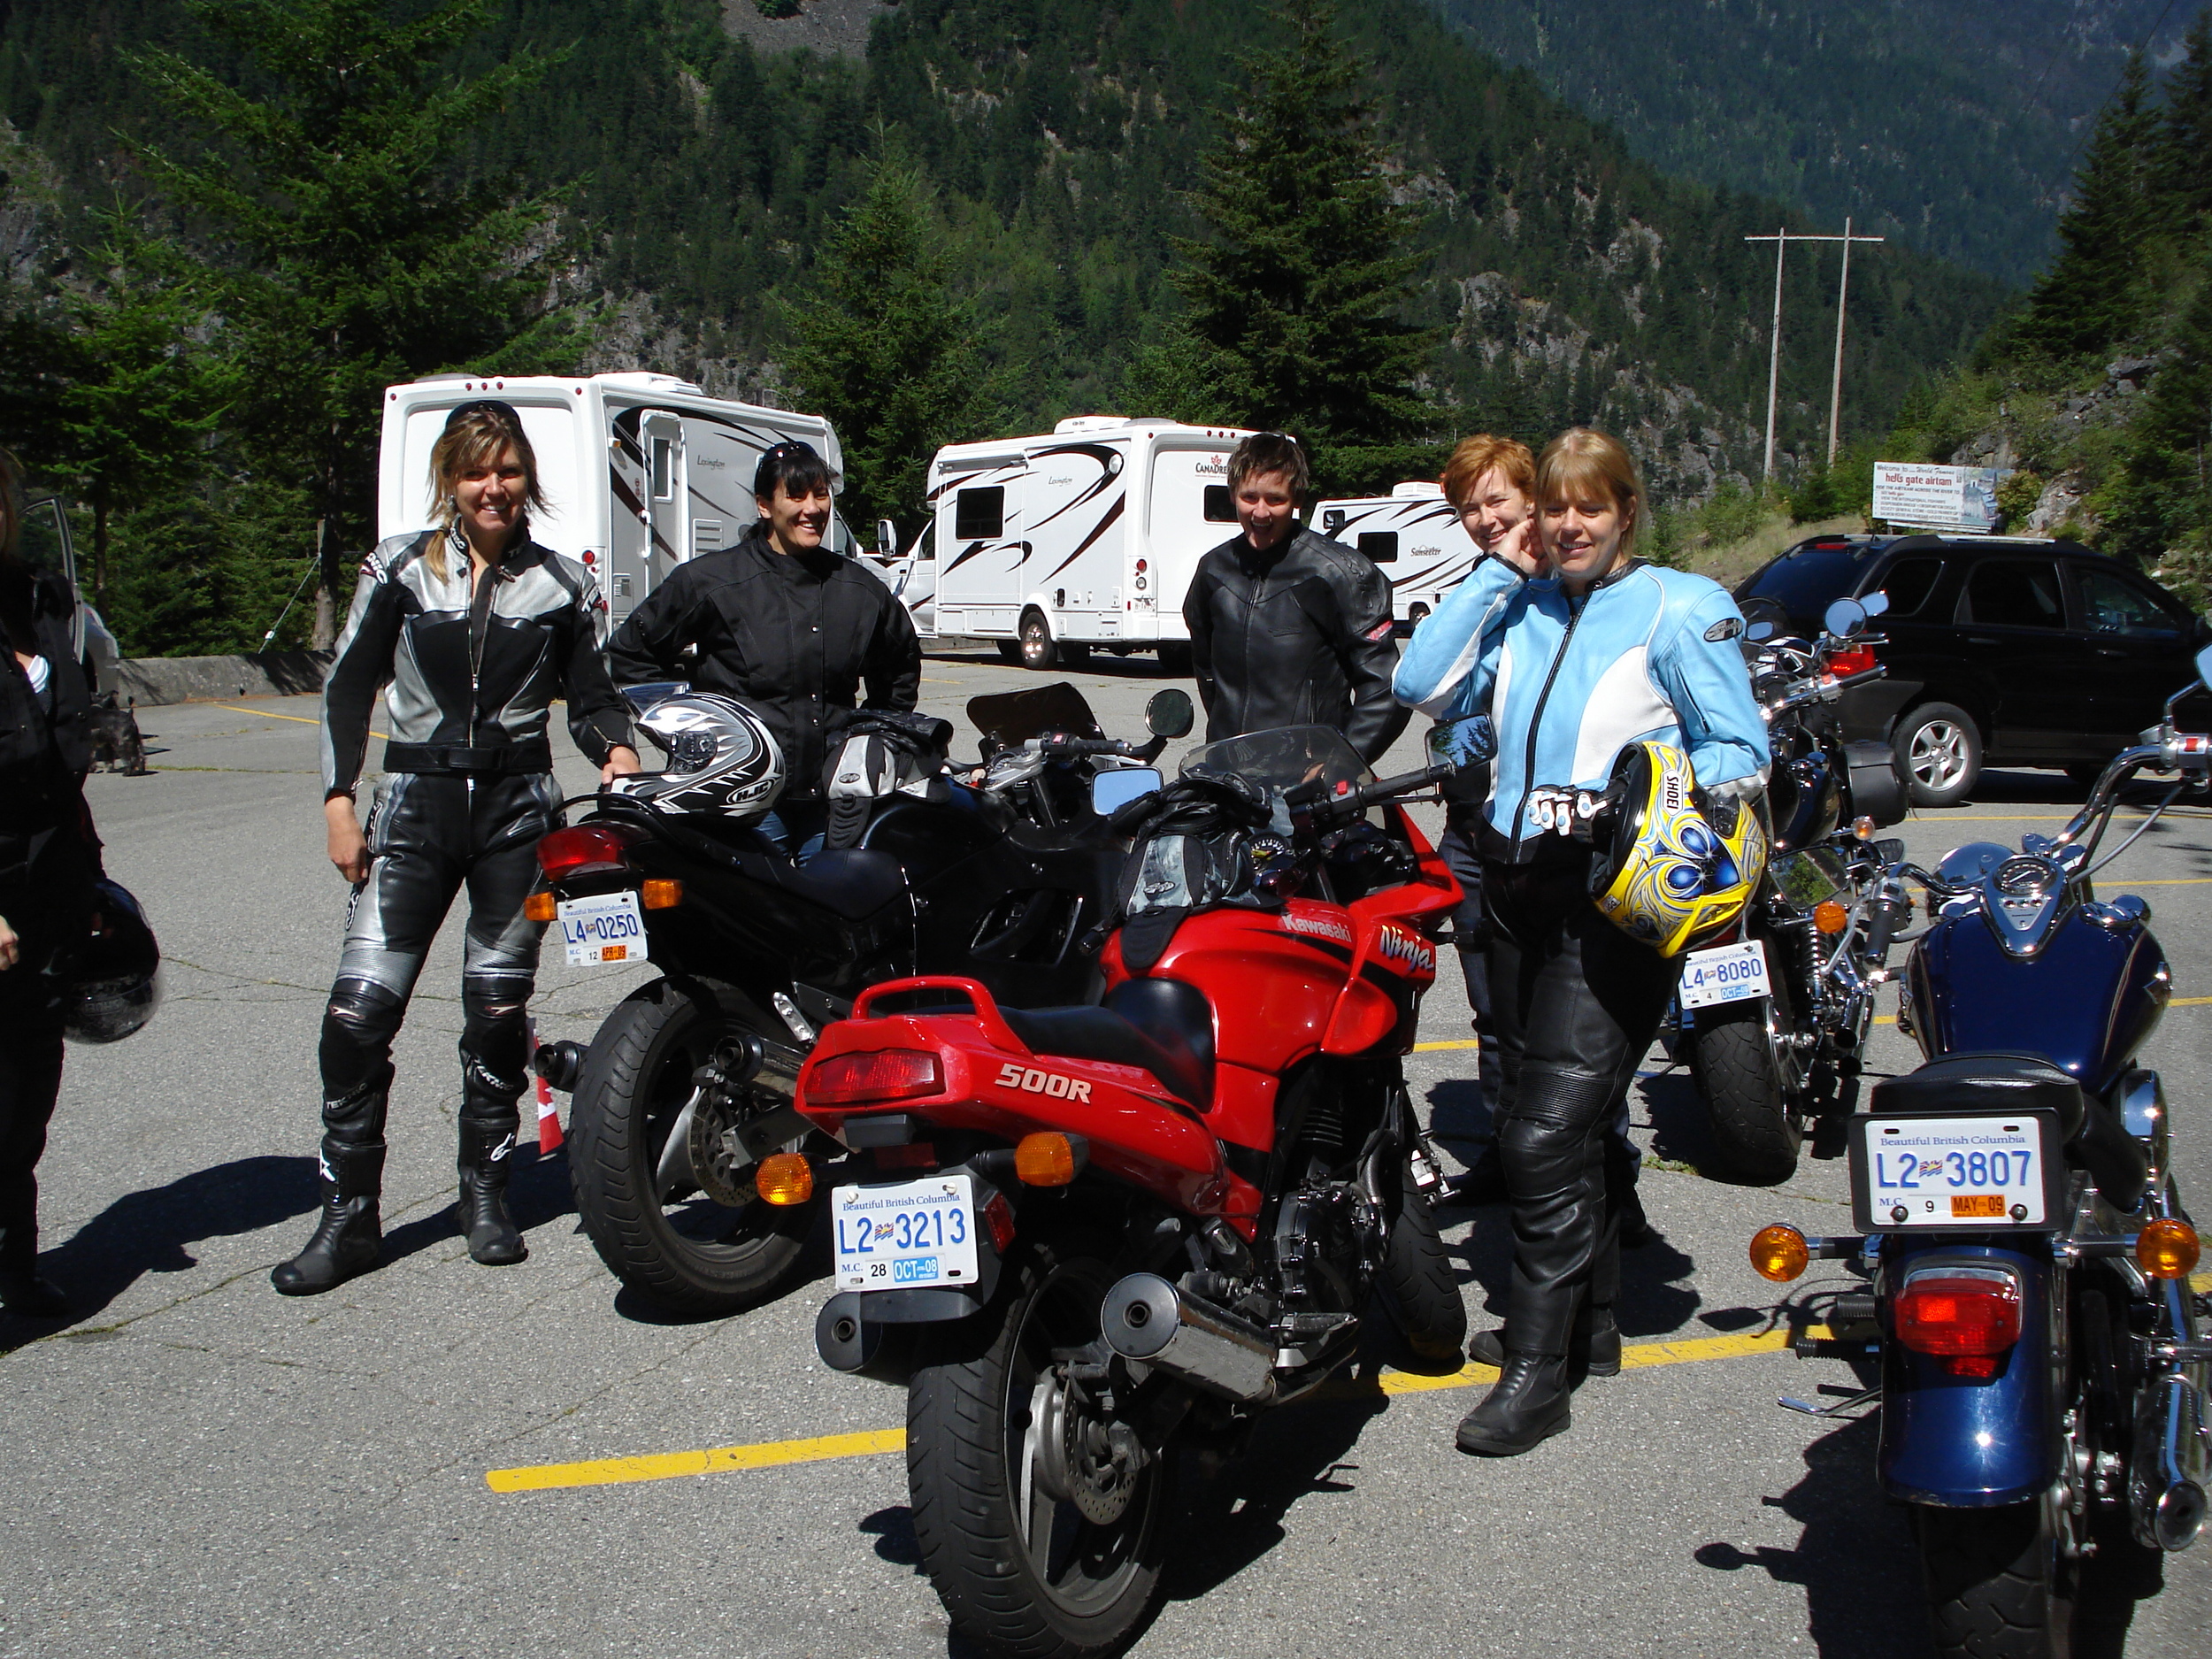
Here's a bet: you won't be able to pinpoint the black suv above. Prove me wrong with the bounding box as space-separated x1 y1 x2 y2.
1735 534 2211 805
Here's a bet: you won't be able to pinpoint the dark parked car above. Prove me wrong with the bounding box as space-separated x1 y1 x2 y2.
1735 534 2212 805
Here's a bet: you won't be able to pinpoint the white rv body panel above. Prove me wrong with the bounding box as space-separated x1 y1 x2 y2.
908 417 1252 652
376 373 863 627
1313 481 1479 629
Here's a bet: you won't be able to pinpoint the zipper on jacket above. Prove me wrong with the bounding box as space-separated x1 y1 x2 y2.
1508 589 1586 860
467 558 498 749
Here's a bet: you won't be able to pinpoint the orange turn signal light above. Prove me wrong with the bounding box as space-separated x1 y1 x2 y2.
523 890 557 923
641 878 683 910
1749 1223 1810 1283
755 1153 815 1207
1812 901 1849 935
1015 1133 1083 1187
2138 1217 2201 1279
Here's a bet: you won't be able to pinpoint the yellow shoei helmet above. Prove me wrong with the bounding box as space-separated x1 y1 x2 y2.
1590 741 1766 957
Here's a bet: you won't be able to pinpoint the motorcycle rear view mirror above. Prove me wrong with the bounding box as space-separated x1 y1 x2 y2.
1745 619 1778 643
1093 768 1163 818
1824 598 1869 638
2196 641 2212 691
1860 590 1891 618
1146 688 1195 739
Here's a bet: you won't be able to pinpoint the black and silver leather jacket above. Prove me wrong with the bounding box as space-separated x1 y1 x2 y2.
320 528 632 798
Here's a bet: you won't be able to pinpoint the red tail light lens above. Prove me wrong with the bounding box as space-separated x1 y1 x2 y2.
1894 1268 2022 1373
807 1049 945 1106
1828 647 1878 677
537 825 640 879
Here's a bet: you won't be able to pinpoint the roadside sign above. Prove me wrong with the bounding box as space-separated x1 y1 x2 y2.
1872 462 2009 534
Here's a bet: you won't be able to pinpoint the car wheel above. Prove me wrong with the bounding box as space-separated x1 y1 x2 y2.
1407 603 1430 631
1893 703 1982 807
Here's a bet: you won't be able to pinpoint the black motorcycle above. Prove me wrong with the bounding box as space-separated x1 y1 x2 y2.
1677 594 1909 1181
533 681 1192 1315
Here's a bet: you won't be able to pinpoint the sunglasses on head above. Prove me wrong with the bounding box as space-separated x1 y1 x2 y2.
444 398 524 431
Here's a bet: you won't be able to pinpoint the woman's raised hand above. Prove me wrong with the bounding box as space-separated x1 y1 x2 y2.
1491 518 1544 577
325 795 372 884
0 913 17 972
600 744 642 787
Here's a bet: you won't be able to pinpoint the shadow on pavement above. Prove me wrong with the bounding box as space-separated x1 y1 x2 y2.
1 1152 321 1348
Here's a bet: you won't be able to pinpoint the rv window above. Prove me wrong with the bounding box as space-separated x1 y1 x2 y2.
1358 532 1400 565
1322 510 1346 534
651 436 673 501
954 487 1005 540
1202 484 1235 523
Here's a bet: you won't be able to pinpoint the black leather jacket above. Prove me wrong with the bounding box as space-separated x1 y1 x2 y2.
0 564 100 968
607 526 922 802
1182 526 1409 764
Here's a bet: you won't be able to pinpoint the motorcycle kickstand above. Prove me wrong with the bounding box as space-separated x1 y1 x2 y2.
1778 1384 1881 1419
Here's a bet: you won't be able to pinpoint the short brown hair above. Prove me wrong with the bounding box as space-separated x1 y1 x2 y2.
1440 434 1535 512
1226 431 1309 498
426 400 547 580
1534 427 1643 554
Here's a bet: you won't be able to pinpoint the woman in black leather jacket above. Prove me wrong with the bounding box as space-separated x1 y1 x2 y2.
0 449 104 1317
273 401 639 1295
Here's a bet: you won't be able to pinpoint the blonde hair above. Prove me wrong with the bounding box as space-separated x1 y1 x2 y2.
1440 434 1535 512
1534 427 1643 557
426 402 546 580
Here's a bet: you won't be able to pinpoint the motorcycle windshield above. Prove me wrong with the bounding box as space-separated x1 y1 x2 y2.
966 681 1105 746
1180 725 1371 795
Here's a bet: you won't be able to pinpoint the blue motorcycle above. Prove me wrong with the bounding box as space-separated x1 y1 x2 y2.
1751 644 2212 1658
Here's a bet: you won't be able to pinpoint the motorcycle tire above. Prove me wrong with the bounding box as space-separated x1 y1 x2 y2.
1686 969 1804 1185
1379 1171 1468 1361
566 977 817 1316
907 1241 1172 1659
1914 1501 2069 1659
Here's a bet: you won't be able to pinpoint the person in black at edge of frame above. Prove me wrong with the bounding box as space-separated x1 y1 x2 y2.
1181 431 1409 766
605 441 922 860
0 447 108 1317
273 400 641 1295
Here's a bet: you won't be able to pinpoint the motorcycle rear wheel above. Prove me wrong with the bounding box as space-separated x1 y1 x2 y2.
1687 970 1806 1185
1914 1502 2070 1659
907 1244 1172 1659
565 978 817 1316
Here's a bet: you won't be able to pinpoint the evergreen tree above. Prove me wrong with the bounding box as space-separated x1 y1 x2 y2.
778 153 1003 537
2154 12 2212 231
1156 0 1441 489
2010 53 2161 364
130 0 581 644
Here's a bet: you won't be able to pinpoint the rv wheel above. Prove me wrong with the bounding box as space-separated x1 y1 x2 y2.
1018 610 1060 671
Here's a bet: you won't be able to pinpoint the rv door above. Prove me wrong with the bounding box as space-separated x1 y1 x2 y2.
641 411 687 576
942 465 1025 632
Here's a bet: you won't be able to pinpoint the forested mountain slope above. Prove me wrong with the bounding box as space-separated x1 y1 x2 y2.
1418 0 2189 286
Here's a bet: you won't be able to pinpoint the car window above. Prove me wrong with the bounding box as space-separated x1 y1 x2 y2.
1874 557 1943 618
1738 540 1878 629
1959 560 2064 629
2075 566 2178 635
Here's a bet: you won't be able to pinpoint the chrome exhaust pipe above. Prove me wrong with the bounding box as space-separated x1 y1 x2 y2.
1101 1272 1276 1402
2131 1370 2210 1551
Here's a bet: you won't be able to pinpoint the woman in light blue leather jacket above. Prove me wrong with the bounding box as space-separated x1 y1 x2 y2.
1395 428 1768 1456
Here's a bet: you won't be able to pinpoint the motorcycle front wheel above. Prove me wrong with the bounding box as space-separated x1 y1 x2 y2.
1914 1501 2071 1659
907 1244 1172 1659
1687 968 1807 1185
1379 1166 1469 1361
565 977 818 1316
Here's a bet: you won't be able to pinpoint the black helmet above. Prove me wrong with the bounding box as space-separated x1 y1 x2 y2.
65 879 161 1045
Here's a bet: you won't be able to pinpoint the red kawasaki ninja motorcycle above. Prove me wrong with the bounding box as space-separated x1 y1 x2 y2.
774 726 1469 1658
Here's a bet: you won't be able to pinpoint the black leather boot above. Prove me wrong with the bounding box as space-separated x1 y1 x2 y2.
0 1223 67 1317
456 1113 525 1266
1455 1349 1572 1455
272 1141 384 1295
1573 1302 1622 1378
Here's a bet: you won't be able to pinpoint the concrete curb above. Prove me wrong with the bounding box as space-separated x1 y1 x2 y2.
116 650 333 706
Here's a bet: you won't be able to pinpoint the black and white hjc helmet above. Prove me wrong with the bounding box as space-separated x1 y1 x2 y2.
611 685 785 818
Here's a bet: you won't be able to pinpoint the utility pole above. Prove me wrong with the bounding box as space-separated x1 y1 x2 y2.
1744 223 1885 480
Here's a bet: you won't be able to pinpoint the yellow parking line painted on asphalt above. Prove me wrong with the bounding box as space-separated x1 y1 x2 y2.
1414 1039 1481 1051
485 1427 909 1494
217 703 388 741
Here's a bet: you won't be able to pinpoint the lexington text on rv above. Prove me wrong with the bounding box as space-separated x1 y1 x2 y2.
1313 481 1482 634
377 373 875 628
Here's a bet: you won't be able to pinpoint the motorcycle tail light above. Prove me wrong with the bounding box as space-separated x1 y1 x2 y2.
537 824 640 879
1749 1224 1809 1282
1894 1267 2022 1374
755 1153 814 1207
1828 647 1878 677
807 1048 944 1106
983 1191 1017 1254
2137 1217 2200 1279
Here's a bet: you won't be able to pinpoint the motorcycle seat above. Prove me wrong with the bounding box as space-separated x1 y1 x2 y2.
999 979 1216 1110
1869 1050 2148 1211
768 849 908 921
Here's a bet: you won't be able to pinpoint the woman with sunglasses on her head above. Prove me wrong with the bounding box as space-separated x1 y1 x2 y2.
273 401 641 1295
1395 428 1768 1455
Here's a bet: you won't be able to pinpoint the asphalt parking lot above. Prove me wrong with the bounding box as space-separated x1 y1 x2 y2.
3 648 2209 1659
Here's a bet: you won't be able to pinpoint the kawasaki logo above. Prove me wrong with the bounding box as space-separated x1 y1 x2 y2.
996 1063 1094 1102
1376 926 1435 973
1283 910 1354 946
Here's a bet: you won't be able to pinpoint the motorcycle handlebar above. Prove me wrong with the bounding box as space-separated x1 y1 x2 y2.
1311 761 1455 823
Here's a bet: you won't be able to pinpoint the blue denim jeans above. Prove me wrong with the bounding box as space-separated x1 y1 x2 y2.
757 800 830 863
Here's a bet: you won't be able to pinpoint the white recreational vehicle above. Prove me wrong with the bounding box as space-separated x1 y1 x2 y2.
1313 481 1479 632
878 416 1255 669
376 372 868 626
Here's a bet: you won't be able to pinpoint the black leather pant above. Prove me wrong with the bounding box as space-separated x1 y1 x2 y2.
318 772 560 1187
0 983 65 1270
1486 853 1678 1356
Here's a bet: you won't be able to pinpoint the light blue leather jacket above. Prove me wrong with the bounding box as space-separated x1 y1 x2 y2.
1394 555 1770 861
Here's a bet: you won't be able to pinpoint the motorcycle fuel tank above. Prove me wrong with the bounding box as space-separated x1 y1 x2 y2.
1907 908 2170 1094
1107 899 1356 1075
